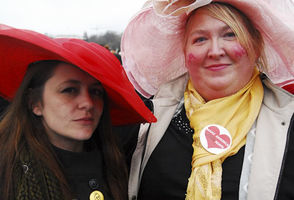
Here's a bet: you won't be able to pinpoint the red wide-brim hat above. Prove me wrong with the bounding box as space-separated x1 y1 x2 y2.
0 24 156 125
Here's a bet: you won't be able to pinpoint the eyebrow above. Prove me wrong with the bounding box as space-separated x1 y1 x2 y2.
189 24 232 35
62 79 102 87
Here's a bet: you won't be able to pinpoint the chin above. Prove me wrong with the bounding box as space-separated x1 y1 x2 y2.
74 130 95 141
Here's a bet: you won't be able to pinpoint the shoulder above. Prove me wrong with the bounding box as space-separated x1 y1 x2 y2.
113 123 141 168
261 74 294 110
258 74 294 135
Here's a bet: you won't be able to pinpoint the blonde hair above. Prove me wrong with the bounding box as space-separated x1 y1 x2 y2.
186 2 266 71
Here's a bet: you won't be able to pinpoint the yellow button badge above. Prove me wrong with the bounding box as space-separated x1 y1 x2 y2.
89 190 104 200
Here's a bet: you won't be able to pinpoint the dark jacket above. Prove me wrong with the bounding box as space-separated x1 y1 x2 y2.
13 144 112 200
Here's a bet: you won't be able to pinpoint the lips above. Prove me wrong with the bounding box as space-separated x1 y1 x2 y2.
205 64 230 71
73 117 95 125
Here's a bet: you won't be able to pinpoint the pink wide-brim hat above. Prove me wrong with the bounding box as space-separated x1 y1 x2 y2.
0 24 157 125
121 0 294 98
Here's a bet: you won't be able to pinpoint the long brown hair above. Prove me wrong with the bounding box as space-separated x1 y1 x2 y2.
0 60 128 200
96 95 128 200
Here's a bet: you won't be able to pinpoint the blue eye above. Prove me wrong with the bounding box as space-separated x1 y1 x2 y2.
193 37 207 44
224 32 236 38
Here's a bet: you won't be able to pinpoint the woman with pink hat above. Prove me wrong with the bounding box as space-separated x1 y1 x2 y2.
0 24 156 200
120 0 294 200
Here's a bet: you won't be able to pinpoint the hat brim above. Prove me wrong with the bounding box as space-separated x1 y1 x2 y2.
0 24 156 125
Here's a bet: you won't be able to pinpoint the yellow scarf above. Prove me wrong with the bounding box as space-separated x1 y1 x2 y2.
185 69 263 200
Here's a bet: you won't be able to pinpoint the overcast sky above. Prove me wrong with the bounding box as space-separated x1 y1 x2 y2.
0 0 146 37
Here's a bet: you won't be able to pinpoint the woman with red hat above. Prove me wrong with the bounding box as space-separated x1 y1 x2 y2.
119 0 294 200
0 24 156 200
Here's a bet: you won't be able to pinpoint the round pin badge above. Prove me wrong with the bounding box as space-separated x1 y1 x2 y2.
200 124 232 154
89 190 104 200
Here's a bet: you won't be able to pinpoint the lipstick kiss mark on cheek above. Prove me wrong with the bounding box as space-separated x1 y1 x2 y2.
186 53 201 68
233 44 247 58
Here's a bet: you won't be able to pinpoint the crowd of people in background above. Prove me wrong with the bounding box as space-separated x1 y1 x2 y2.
104 44 122 64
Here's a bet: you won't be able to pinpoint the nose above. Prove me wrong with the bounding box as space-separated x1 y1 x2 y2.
78 91 94 111
207 39 225 59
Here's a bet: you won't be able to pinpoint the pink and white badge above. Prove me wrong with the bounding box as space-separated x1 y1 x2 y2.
200 124 232 154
